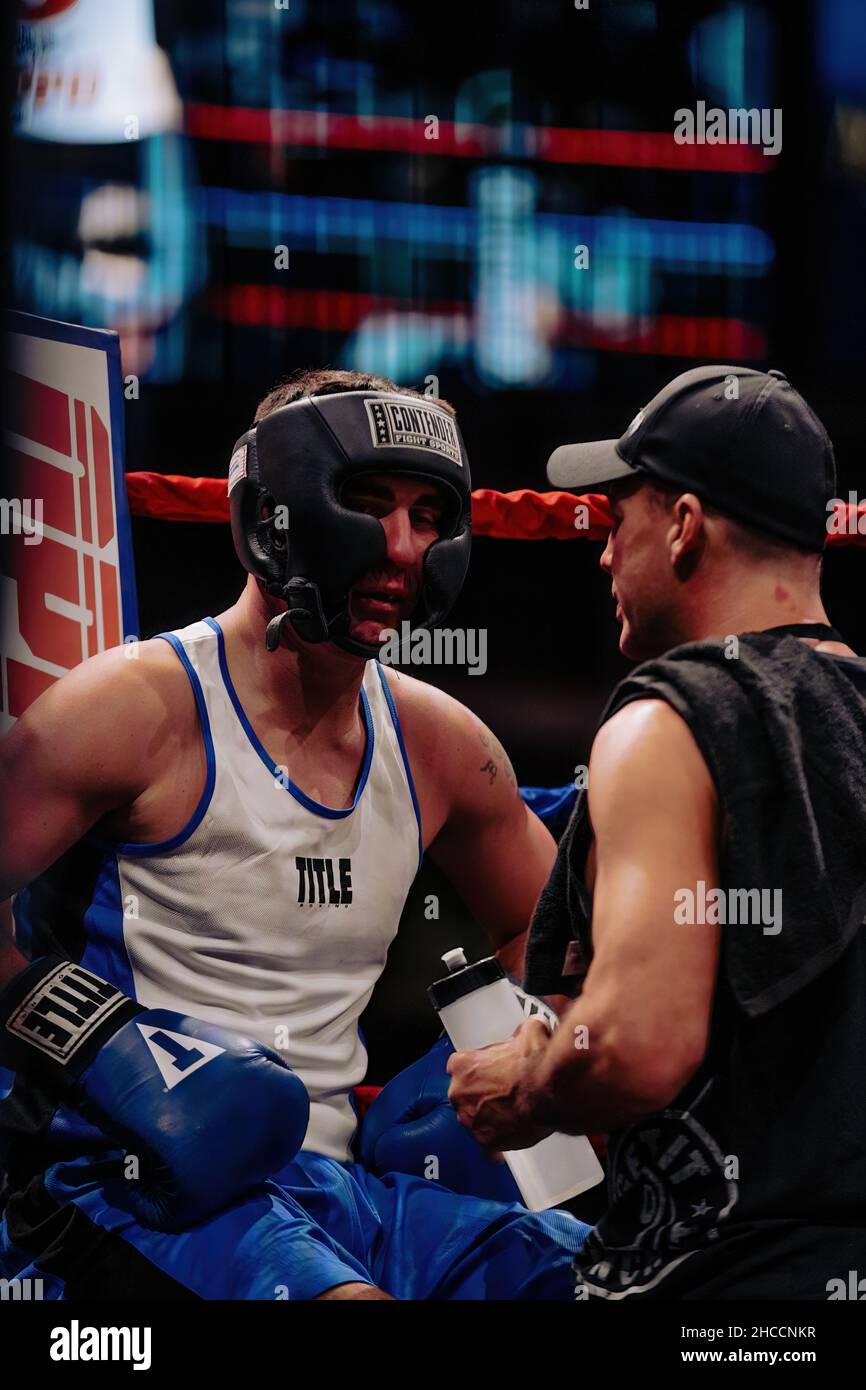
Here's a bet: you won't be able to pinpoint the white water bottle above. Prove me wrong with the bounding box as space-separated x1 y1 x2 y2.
428 948 604 1212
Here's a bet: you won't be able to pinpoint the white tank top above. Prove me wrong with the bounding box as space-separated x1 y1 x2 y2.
87 617 422 1160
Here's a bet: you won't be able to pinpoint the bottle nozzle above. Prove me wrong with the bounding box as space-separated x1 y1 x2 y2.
441 947 468 974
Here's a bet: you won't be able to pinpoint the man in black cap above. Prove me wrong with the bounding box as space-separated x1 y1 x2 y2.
448 364 866 1300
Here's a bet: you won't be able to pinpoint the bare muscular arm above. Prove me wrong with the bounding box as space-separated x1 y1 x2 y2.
448 699 722 1140
0 642 187 989
388 673 556 970
430 718 555 971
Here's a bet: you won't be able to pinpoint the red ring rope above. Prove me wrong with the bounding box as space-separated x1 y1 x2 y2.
123 471 866 546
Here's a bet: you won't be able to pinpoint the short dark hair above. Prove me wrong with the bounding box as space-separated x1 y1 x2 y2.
253 368 456 424
643 477 822 565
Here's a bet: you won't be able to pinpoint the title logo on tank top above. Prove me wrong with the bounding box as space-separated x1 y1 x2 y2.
296 856 353 906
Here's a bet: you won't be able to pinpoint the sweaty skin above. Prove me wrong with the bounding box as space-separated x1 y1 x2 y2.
0 474 552 960
0 473 553 1295
447 478 857 1149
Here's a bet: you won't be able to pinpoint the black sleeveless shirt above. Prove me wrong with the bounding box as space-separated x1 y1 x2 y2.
524 626 866 1299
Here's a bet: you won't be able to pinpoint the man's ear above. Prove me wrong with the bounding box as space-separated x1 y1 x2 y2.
669 492 706 575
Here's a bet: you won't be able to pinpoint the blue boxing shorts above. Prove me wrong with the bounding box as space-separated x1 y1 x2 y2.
0 1148 590 1300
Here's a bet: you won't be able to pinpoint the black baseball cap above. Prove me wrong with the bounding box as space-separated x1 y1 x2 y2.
547 365 836 551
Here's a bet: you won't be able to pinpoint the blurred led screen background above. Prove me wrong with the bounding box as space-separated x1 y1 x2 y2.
6 0 866 1074
8 0 866 772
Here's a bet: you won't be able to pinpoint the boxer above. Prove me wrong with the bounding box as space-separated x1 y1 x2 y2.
0 369 588 1300
448 365 866 1299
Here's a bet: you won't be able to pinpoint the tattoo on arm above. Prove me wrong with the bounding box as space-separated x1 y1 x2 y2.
479 731 517 788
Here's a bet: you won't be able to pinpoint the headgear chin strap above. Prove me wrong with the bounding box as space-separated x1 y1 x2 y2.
228 390 472 658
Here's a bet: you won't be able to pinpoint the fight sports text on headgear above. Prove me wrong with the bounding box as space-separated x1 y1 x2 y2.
228 390 473 657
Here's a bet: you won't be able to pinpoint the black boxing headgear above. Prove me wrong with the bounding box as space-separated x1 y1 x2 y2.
229 390 472 657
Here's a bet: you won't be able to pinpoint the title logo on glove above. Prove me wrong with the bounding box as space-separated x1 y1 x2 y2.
7 961 128 1063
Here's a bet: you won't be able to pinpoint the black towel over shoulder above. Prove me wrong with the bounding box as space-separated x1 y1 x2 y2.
525 628 866 1299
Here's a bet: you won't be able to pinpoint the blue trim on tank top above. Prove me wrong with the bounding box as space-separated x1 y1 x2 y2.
375 663 424 868
203 617 374 820
84 630 217 857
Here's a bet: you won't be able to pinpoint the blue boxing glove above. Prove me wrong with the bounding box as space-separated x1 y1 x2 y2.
358 1035 522 1204
0 957 309 1232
